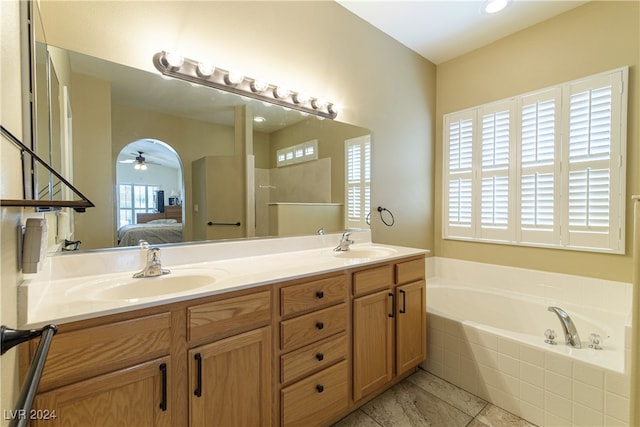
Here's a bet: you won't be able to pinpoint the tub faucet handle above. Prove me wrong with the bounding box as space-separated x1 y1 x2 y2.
588 333 602 350
544 329 557 345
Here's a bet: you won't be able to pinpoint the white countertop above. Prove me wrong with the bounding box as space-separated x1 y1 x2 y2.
19 231 428 328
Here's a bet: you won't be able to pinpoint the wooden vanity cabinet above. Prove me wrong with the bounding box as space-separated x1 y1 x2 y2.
32 357 171 427
277 273 350 427
187 290 272 427
352 257 426 402
23 254 425 427
25 287 274 427
188 327 271 427
28 312 173 427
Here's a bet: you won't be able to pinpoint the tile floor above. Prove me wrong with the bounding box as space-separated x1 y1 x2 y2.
333 369 536 427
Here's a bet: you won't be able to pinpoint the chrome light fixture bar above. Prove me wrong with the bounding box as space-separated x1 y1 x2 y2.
153 51 338 119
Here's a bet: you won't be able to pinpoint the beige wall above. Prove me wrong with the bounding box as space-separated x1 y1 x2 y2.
269 118 370 203
71 73 115 249
435 1 639 282
0 0 25 423
37 0 437 251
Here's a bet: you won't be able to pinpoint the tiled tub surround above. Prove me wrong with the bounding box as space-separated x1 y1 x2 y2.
422 257 632 427
19 230 426 327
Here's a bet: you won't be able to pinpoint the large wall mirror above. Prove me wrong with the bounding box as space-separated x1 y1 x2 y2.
33 2 371 252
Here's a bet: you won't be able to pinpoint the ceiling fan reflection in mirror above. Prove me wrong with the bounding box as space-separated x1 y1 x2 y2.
118 151 157 170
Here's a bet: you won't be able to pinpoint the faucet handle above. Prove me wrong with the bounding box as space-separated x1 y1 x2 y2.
588 333 602 350
544 329 557 345
148 247 160 261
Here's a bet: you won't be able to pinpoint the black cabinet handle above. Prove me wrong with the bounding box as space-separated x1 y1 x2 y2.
400 289 407 314
315 290 324 299
194 353 202 397
159 363 168 411
388 292 395 318
315 322 324 330
316 353 324 361
316 384 324 393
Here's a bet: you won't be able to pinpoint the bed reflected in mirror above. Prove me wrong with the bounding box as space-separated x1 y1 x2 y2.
115 139 184 247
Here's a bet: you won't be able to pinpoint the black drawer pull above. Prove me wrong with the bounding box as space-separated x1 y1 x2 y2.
159 363 168 411
315 290 324 299
316 384 324 393
315 322 324 330
388 292 395 318
316 353 324 361
400 289 407 314
194 353 202 397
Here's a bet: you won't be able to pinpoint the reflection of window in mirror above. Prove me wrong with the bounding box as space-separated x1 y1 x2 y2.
345 135 371 229
118 184 159 227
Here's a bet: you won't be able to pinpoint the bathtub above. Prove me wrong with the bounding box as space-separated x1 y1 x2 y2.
422 257 632 427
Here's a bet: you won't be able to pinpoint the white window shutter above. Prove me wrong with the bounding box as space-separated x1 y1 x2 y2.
518 89 561 246
345 135 371 229
443 111 475 238
478 102 515 241
442 67 627 254
562 70 626 252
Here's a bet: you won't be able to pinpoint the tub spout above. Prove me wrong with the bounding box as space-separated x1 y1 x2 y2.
548 306 581 348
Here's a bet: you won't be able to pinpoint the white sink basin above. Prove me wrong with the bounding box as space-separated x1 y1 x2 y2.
66 268 223 302
333 245 397 259
96 274 215 301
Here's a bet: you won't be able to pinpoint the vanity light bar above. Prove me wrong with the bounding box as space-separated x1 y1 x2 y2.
153 51 338 119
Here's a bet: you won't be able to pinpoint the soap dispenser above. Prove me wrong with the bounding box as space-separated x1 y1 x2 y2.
22 218 48 273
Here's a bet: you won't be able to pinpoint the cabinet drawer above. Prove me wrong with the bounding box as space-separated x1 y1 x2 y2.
280 303 346 351
282 360 349 427
281 275 347 316
34 313 171 391
396 258 425 284
281 332 348 384
353 264 394 296
188 290 271 343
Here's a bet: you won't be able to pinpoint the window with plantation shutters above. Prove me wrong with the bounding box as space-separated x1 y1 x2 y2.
443 67 627 253
563 72 625 251
479 104 514 241
519 89 561 245
345 135 371 229
444 112 474 238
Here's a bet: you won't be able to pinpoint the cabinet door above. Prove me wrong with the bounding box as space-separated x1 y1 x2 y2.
32 357 171 427
396 280 427 375
190 327 271 427
353 289 394 401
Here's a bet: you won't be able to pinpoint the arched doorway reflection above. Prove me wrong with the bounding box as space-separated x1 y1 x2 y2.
115 139 185 246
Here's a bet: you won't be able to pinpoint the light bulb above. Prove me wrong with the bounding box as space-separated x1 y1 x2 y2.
274 86 290 99
251 79 270 93
293 92 310 104
327 103 340 115
312 98 327 110
163 51 184 69
140 163 148 171
196 62 215 77
225 71 244 85
134 163 141 170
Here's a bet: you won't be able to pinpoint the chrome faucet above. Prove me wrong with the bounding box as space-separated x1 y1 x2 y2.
133 247 171 278
548 306 581 348
334 231 354 251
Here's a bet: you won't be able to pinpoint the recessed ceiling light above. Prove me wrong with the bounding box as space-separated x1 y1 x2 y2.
254 116 266 123
482 0 511 14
